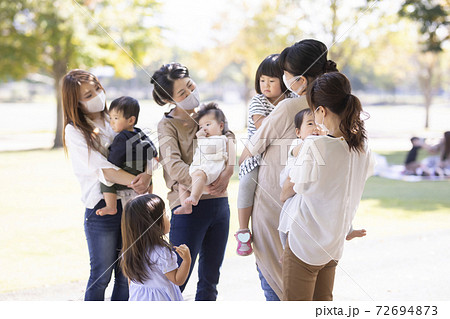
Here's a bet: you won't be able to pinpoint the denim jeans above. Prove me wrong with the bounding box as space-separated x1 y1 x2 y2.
84 199 129 301
257 266 280 301
170 197 230 301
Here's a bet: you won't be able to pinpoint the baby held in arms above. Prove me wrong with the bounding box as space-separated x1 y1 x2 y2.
174 103 229 215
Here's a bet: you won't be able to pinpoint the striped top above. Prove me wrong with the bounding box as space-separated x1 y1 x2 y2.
239 93 296 178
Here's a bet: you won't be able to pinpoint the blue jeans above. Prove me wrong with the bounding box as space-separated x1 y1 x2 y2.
170 197 230 301
257 266 280 301
84 199 129 301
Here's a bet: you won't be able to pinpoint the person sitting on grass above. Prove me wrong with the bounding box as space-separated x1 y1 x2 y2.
404 137 430 176
96 96 157 216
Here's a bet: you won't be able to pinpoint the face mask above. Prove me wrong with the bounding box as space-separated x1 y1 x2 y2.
83 91 106 113
176 88 200 110
314 106 329 134
283 74 304 94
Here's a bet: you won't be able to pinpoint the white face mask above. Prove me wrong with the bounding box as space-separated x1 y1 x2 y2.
314 106 329 135
283 74 304 94
176 88 200 110
83 91 106 113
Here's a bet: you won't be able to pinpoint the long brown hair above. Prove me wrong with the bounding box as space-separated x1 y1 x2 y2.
306 72 367 153
61 69 107 155
120 194 172 284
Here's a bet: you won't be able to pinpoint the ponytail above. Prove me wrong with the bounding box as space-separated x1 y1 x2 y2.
338 94 367 153
306 72 367 153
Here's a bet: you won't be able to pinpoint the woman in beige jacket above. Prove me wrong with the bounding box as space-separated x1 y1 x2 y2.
240 39 338 300
151 63 235 301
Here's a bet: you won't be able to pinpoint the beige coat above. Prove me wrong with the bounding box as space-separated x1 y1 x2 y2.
157 112 234 210
248 96 309 299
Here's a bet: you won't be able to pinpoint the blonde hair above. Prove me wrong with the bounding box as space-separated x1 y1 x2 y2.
61 69 107 155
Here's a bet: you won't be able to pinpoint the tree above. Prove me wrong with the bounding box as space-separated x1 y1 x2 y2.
0 0 161 148
298 0 365 71
349 13 421 97
368 0 450 128
398 0 450 128
188 0 304 105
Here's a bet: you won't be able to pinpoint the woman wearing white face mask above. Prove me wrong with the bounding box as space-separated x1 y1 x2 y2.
280 72 374 300
62 69 152 301
151 63 235 300
239 39 338 300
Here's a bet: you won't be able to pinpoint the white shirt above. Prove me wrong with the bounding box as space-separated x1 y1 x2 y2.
64 117 120 209
288 135 374 265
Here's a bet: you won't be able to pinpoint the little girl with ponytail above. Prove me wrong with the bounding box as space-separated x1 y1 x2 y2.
280 71 374 301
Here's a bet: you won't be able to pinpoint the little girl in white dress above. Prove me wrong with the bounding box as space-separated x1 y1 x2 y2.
120 194 191 301
174 103 229 215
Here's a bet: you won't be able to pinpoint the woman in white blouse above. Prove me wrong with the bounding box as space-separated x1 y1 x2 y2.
62 69 151 301
280 72 374 300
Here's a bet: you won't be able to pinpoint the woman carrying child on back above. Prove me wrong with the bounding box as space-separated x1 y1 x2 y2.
235 53 296 256
280 72 374 301
121 194 191 301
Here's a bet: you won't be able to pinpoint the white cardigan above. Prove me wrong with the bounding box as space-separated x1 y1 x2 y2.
288 135 374 265
64 117 120 209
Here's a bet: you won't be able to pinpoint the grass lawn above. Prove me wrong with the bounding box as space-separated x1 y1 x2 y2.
0 148 449 293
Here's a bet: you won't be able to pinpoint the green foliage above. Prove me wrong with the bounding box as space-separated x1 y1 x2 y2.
398 0 450 52
0 0 162 81
0 0 162 147
188 0 302 100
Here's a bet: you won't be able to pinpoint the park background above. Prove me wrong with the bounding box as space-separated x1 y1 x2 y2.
0 0 449 301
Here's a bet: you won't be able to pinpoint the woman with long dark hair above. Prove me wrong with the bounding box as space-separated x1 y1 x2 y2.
239 39 339 300
281 72 374 300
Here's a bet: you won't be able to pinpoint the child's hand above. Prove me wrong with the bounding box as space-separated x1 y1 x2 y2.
196 129 207 138
174 244 191 261
315 125 327 136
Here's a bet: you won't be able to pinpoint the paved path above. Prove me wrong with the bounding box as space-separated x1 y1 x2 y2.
1 228 449 301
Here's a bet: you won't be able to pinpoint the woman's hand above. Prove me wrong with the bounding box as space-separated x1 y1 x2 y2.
129 173 152 194
206 166 233 196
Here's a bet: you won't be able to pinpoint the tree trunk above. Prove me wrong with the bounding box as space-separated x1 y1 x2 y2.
418 53 437 130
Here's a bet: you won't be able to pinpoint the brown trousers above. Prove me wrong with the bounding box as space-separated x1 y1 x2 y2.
282 240 338 301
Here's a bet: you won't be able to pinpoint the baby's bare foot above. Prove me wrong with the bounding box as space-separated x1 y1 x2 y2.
346 229 367 240
96 206 117 216
173 205 192 215
185 196 199 206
